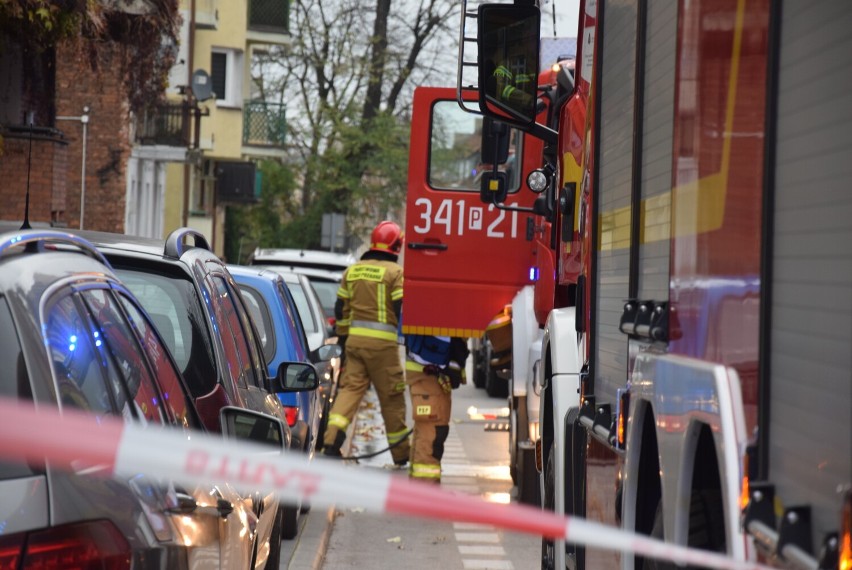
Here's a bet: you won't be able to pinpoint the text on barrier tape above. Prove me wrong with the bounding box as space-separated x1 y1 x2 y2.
0 398 772 570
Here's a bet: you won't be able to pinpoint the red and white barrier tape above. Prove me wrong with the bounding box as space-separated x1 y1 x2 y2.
0 399 770 570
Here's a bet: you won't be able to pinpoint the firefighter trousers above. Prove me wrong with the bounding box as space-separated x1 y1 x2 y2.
322 341 410 464
407 366 451 483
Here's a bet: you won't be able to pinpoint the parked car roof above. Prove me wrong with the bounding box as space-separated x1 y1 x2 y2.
250 248 355 273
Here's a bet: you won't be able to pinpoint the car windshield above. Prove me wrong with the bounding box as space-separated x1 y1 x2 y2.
113 266 218 400
307 279 338 319
285 280 318 334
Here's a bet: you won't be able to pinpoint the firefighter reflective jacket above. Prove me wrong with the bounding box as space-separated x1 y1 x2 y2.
337 258 403 345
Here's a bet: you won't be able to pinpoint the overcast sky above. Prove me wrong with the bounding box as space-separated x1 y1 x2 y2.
541 0 581 39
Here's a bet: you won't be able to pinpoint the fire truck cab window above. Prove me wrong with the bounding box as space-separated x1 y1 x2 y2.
428 100 522 193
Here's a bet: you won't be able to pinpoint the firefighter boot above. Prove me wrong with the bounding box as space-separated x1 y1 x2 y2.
322 430 347 458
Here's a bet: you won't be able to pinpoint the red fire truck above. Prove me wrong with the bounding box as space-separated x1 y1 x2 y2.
403 62 574 505
405 1 851 569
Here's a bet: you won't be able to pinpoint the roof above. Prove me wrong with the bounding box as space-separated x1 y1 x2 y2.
253 264 342 283
250 248 354 272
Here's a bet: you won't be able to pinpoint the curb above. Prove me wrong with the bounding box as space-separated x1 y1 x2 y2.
288 410 361 569
284 503 336 570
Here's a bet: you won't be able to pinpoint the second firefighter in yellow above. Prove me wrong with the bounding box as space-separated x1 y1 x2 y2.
404 335 470 482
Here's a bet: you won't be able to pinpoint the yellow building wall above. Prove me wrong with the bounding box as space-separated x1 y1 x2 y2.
194 0 247 161
163 163 185 237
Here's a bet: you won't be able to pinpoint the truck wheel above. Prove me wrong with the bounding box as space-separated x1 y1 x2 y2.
641 501 677 570
472 341 487 388
541 446 556 570
517 441 541 506
641 489 724 570
485 367 508 398
686 488 725 553
509 400 517 484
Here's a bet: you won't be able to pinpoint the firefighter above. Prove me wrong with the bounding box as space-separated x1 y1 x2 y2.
405 335 470 483
492 63 535 109
322 221 410 466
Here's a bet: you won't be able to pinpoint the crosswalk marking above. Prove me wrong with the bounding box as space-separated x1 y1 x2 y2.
446 425 517 570
453 522 494 531
455 532 500 543
462 560 514 569
459 545 507 556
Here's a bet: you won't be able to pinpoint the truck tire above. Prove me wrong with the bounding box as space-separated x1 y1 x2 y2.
485 367 509 398
509 397 518 484
541 446 556 570
641 489 725 570
517 441 541 505
472 341 488 388
642 501 677 570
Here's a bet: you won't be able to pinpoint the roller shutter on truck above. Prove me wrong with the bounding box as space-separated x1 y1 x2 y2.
593 0 637 406
637 0 676 304
764 0 852 554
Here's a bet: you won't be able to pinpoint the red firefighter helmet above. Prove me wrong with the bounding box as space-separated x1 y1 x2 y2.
370 221 404 254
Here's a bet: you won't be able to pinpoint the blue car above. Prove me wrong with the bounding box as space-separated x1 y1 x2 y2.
229 266 342 455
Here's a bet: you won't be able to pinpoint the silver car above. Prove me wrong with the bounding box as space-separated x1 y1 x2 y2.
0 229 297 569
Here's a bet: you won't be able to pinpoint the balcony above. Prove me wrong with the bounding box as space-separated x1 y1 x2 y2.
195 0 219 29
247 0 290 46
135 102 192 147
243 100 286 149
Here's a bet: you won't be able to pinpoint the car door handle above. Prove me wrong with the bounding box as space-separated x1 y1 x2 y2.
407 242 448 251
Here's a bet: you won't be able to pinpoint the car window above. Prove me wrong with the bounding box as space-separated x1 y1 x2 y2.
45 293 116 415
285 279 318 334
118 293 192 429
81 288 167 424
307 278 339 319
0 297 31 402
275 280 310 361
0 296 39 479
237 284 275 364
210 276 255 389
114 267 217 400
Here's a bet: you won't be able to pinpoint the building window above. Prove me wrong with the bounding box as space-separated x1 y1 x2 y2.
210 48 243 107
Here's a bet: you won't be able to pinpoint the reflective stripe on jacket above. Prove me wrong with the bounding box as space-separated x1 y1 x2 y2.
337 259 403 342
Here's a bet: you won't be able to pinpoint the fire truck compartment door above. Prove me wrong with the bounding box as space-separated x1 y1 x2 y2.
403 87 538 337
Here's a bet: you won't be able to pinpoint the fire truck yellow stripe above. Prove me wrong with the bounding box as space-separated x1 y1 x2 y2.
595 0 746 247
400 325 484 338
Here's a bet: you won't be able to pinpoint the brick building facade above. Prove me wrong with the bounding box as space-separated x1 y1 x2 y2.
1 40 132 232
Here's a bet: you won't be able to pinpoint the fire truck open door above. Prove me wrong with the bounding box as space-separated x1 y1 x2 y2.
402 87 541 337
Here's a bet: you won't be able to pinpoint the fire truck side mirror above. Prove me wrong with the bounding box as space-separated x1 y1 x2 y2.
477 3 541 126
481 117 510 165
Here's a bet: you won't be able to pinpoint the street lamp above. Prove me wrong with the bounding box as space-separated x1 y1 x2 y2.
56 106 90 229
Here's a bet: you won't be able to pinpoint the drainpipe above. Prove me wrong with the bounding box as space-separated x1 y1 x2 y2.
183 0 196 227
56 106 90 229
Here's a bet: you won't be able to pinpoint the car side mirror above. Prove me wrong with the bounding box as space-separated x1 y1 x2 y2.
272 361 320 392
311 343 342 363
219 406 286 451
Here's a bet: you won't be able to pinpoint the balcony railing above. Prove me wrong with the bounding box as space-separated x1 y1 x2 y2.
243 100 286 147
248 0 288 34
136 102 191 147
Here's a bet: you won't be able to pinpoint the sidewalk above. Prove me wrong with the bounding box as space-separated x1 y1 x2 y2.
285 385 397 569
